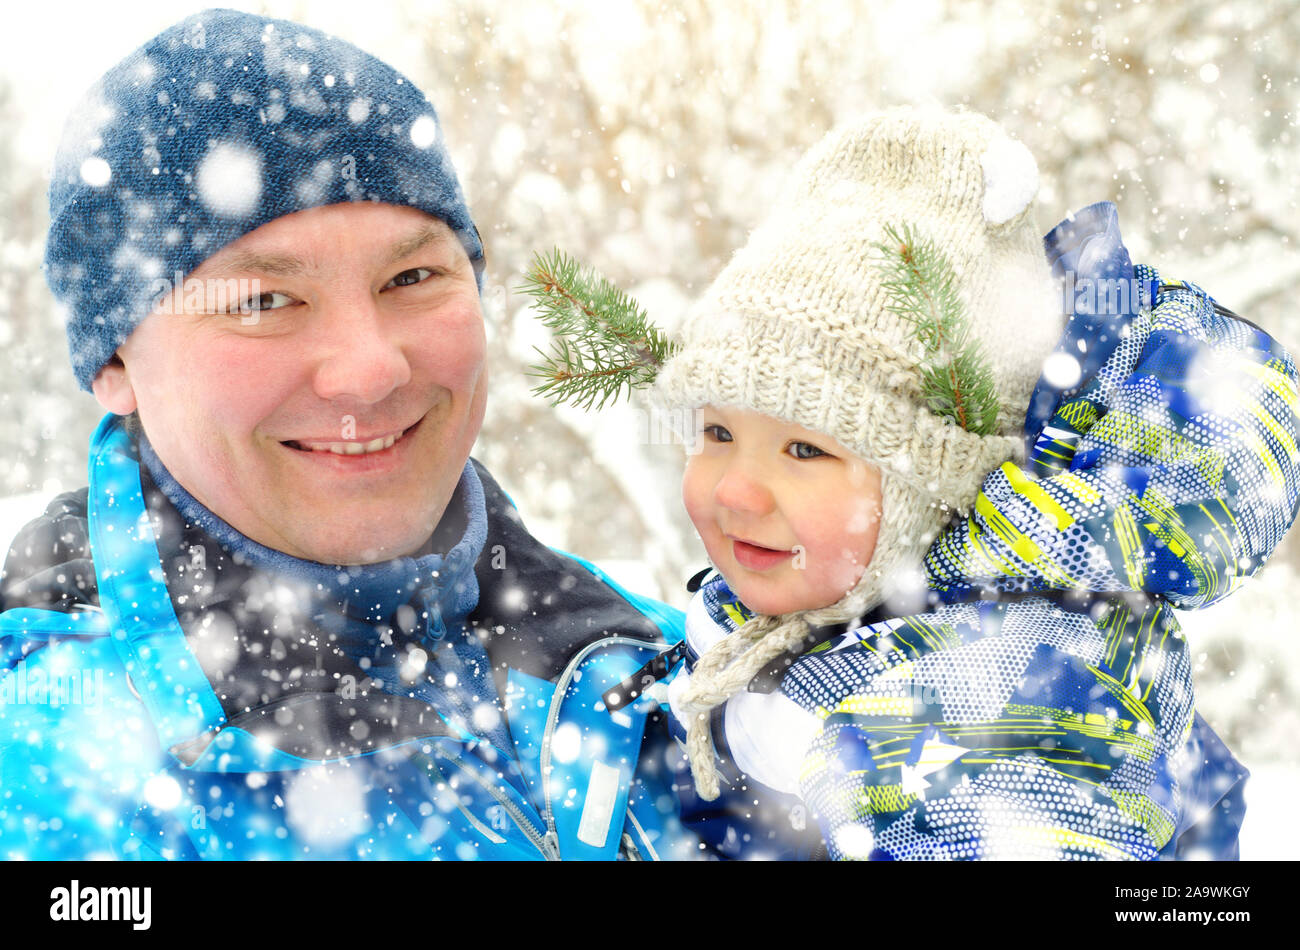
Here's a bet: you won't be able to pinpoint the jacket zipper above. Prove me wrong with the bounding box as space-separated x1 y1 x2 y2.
418 746 557 860
624 808 660 861
1155 282 1264 333
539 635 670 857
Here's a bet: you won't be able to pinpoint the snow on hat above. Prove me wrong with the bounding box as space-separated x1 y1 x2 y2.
658 107 1065 799
45 7 483 392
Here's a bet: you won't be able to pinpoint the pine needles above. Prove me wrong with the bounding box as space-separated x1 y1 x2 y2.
519 250 679 410
873 223 1000 436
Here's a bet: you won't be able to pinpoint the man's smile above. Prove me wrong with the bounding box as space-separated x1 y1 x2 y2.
281 418 422 456
278 415 427 474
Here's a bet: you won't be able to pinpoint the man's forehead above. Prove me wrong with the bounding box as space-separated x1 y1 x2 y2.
196 209 458 276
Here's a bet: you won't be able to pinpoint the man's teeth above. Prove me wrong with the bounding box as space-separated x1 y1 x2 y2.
299 434 399 455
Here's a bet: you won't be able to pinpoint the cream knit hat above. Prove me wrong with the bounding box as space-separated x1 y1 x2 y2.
657 107 1065 799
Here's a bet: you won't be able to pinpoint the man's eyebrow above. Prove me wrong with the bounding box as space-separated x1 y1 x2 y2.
202 223 454 276
383 224 455 268
211 251 308 277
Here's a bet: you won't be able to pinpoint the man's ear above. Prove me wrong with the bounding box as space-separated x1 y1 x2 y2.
91 356 139 415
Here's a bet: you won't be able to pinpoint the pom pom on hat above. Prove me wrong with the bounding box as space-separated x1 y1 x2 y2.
981 134 1040 225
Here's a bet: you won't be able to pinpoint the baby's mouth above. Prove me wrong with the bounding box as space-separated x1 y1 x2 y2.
730 537 794 571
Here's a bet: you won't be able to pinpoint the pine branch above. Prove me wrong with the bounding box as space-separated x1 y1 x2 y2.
519 249 679 410
874 223 1000 436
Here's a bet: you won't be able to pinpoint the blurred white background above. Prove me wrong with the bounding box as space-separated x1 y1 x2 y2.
2 0 1296 858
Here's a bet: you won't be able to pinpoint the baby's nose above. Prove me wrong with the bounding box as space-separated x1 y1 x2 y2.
713 465 776 516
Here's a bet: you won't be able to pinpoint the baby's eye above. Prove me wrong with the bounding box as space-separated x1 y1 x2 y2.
229 291 295 314
787 441 828 460
384 267 434 289
703 424 733 443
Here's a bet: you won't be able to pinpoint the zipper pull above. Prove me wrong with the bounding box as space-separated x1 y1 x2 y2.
602 641 688 711
619 832 643 861
542 830 561 861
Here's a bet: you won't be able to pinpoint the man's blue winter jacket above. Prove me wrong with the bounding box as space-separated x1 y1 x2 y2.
0 415 691 860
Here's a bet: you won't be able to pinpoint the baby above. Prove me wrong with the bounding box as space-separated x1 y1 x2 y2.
649 108 1299 860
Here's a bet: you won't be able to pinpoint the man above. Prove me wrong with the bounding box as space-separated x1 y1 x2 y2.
0 9 690 860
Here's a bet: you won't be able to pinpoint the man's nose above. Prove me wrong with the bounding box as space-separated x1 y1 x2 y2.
309 298 412 404
713 461 776 516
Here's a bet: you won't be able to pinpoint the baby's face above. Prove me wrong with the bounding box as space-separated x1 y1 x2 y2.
682 406 883 616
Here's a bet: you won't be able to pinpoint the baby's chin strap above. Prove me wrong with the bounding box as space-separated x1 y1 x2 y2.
678 613 788 801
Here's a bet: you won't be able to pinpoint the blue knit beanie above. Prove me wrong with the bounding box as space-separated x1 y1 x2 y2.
45 8 484 392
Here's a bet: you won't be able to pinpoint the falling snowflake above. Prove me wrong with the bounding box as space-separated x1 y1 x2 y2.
196 142 263 218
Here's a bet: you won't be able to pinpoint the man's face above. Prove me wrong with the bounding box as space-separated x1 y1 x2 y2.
105 203 487 565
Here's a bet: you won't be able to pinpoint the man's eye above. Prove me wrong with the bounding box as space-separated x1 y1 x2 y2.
703 424 733 443
787 441 828 460
230 291 294 313
384 267 433 289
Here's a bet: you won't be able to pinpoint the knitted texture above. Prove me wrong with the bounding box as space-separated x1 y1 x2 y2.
657 108 1063 512
662 108 1065 799
45 7 483 392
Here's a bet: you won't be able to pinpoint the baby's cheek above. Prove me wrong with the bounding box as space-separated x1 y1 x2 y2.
831 544 872 588
680 462 713 533
808 526 876 599
843 496 881 535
